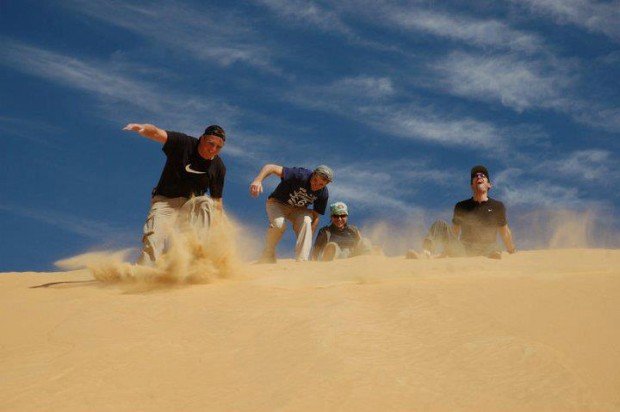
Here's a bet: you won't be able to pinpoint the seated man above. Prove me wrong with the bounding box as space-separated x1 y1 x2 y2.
407 165 516 259
312 202 373 261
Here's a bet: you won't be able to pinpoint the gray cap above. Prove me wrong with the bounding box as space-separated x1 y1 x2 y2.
330 202 348 216
313 165 334 182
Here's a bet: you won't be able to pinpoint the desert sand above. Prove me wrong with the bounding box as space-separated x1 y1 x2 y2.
1 249 619 411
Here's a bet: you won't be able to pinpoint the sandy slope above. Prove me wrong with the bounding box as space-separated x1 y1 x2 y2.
1 249 619 411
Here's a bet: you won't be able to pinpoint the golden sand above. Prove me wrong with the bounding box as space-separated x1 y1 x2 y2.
1 249 619 411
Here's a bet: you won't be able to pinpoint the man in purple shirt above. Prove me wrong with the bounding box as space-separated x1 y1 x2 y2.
250 164 332 262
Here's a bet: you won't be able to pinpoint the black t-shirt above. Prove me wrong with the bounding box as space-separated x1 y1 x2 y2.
313 224 361 253
452 197 507 244
152 131 226 199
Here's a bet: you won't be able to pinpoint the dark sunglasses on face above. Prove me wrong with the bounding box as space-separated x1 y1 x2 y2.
473 173 487 179
332 215 347 219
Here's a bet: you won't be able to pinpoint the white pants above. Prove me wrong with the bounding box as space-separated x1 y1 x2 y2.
139 195 214 264
262 198 314 261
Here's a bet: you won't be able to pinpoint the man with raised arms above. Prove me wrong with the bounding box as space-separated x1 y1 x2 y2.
123 123 227 264
250 164 332 263
407 165 516 259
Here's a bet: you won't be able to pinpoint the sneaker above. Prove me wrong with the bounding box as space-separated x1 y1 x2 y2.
321 243 338 261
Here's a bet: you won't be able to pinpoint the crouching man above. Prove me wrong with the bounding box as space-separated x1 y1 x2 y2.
312 202 373 261
123 123 227 264
250 164 332 262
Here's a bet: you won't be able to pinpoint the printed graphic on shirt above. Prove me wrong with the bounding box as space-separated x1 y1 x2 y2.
287 187 317 207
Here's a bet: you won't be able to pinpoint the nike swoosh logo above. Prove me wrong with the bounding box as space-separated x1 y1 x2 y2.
185 164 206 174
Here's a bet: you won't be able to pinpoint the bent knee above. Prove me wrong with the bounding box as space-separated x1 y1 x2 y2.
270 217 287 231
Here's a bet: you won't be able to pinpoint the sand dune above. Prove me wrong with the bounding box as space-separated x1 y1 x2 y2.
1 249 619 411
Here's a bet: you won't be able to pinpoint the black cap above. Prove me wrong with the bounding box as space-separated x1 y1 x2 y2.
203 125 226 141
470 165 489 181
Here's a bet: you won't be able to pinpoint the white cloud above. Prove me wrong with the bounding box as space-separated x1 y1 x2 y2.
514 0 620 42
255 0 355 37
431 50 620 132
0 202 129 240
433 51 575 112
0 40 285 164
379 7 544 53
539 149 616 182
287 75 503 149
63 0 280 73
0 40 165 113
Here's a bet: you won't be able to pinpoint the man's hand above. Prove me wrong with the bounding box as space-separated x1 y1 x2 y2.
122 123 167 143
123 123 145 133
249 180 263 197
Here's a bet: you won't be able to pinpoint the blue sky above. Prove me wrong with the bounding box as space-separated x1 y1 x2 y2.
1 0 618 271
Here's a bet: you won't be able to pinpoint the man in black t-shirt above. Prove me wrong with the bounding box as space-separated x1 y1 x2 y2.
407 165 516 259
311 202 373 261
123 123 227 264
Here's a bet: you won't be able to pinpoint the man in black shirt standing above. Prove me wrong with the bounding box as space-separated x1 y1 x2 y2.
408 165 516 259
123 123 226 264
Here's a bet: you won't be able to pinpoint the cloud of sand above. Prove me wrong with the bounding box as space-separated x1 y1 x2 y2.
513 208 618 250
361 217 428 256
56 213 242 285
361 208 617 255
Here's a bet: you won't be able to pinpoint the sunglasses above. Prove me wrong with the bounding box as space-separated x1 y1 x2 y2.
473 173 487 179
332 215 347 219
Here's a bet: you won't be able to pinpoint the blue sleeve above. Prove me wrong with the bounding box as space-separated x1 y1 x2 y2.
313 187 328 215
282 167 309 183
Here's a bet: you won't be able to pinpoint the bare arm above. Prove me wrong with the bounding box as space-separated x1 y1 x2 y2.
123 123 168 144
249 164 284 197
499 224 516 253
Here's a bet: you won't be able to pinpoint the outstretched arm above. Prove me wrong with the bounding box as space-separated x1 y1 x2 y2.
123 123 168 144
499 224 516 253
249 164 284 197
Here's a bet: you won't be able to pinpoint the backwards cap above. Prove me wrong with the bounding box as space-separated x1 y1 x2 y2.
203 125 226 141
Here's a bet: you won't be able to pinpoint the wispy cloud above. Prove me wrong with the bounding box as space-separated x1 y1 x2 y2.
514 0 620 42
0 202 130 241
255 0 355 37
376 6 545 53
431 50 620 132
433 51 575 112
538 149 618 182
0 40 279 161
287 75 504 149
327 159 462 215
63 0 280 73
0 40 166 113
